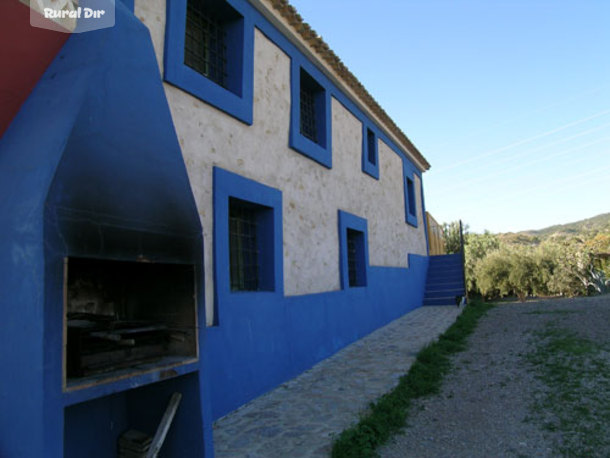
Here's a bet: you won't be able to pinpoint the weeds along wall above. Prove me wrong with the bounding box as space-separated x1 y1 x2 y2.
138 0 430 419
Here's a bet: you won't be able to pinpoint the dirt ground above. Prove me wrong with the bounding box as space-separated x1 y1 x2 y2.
379 295 610 458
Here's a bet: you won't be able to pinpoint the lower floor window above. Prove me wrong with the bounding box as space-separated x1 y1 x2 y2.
214 167 283 306
346 228 366 287
339 210 368 289
347 229 359 287
229 198 261 291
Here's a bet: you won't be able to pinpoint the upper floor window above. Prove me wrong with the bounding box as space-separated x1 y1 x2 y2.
405 175 418 227
299 69 323 143
289 62 332 168
164 0 254 124
406 178 415 217
184 1 228 87
366 129 376 165
362 125 379 179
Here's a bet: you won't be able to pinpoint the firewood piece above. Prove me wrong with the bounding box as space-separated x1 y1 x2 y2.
145 392 182 458
113 325 168 335
90 331 122 342
118 429 152 458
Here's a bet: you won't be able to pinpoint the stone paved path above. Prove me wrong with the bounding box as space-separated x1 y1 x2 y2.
213 305 464 457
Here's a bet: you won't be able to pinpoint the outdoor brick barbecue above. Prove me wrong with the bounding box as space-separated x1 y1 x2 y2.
0 3 212 456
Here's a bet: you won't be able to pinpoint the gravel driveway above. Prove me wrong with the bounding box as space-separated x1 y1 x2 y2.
379 296 610 458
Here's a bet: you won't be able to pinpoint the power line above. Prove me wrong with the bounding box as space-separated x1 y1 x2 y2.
434 109 610 173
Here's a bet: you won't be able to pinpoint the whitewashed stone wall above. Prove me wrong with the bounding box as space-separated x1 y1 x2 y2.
135 2 427 325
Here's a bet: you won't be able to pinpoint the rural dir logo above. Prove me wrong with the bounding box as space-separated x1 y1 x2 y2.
29 0 115 33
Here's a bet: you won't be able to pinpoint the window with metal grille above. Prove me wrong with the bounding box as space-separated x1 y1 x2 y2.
184 0 227 88
338 211 368 289
299 69 325 144
229 199 260 291
347 229 359 287
166 0 252 122
300 84 317 142
346 227 366 287
289 63 330 166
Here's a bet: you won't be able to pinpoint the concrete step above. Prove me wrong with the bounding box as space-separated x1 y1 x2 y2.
424 288 465 299
427 272 463 282
428 269 463 278
425 280 465 290
423 296 462 306
428 261 463 269
429 256 462 266
429 254 462 261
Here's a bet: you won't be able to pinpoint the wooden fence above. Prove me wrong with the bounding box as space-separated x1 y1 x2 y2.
426 212 446 256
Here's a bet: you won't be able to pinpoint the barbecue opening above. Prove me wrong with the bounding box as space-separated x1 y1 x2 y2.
64 257 198 388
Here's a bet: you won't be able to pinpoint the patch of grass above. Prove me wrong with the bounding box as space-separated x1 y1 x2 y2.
527 323 610 456
331 300 493 458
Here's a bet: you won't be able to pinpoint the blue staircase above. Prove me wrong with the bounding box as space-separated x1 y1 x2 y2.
423 253 466 306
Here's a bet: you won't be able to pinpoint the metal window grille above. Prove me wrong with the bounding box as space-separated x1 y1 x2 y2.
229 201 260 291
367 129 376 165
347 229 358 287
300 85 318 142
185 0 227 87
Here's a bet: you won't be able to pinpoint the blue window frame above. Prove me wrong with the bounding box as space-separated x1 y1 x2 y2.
214 168 283 307
362 125 379 179
338 210 369 289
289 60 332 168
164 0 254 124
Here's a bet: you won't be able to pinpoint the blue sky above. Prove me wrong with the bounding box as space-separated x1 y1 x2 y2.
289 0 610 233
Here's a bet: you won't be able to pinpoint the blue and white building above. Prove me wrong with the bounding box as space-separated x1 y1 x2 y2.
0 0 434 456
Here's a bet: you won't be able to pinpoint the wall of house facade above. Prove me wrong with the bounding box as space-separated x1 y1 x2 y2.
0 1 432 455
134 0 430 420
136 1 427 325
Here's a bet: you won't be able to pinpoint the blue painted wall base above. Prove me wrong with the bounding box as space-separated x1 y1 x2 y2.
206 254 429 420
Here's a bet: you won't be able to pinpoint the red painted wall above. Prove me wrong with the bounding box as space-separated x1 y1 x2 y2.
0 0 70 137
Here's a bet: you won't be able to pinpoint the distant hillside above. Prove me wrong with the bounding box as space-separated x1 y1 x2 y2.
496 213 610 246
523 213 610 238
